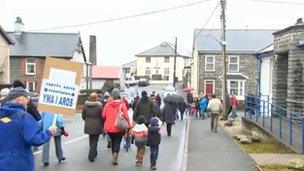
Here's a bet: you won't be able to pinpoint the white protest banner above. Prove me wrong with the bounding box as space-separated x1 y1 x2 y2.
38 57 83 115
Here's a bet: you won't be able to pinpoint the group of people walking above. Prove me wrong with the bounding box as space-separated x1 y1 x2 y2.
0 80 240 171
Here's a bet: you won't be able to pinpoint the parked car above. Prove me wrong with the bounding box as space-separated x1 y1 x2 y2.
162 86 177 97
137 78 150 86
125 76 136 87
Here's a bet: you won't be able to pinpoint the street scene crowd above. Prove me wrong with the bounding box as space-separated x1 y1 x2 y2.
0 80 240 171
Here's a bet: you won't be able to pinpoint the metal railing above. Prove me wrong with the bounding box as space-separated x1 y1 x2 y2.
245 94 304 153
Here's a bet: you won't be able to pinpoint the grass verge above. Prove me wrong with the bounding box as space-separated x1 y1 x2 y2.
239 140 291 153
259 164 295 171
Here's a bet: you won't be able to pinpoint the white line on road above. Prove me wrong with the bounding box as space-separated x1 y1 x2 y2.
34 134 88 156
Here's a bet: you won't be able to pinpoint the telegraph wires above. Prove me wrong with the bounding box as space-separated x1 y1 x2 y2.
29 0 214 31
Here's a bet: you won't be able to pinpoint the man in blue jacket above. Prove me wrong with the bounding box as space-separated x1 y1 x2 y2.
0 87 57 171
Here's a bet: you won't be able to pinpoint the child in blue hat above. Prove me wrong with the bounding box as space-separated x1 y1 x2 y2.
147 117 161 170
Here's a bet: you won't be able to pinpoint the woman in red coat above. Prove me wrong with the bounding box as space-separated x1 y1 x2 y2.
102 88 130 165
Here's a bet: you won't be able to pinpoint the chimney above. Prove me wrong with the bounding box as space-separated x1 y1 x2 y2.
14 17 24 36
89 35 97 65
296 18 303 25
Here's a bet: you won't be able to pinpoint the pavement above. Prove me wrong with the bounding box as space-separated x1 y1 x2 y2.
223 114 304 168
186 117 258 171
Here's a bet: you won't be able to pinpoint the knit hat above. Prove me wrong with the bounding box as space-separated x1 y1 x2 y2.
141 91 147 97
5 87 30 101
111 88 120 99
150 117 159 126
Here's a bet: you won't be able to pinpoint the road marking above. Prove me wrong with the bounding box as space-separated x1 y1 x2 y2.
34 135 88 156
181 118 190 171
176 119 188 171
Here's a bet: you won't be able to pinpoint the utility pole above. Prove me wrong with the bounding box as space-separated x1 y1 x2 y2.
173 37 177 87
221 0 228 119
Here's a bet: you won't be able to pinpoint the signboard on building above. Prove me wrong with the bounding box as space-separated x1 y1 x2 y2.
38 57 83 115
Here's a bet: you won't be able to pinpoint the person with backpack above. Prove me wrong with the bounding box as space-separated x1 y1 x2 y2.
131 116 148 166
147 117 161 170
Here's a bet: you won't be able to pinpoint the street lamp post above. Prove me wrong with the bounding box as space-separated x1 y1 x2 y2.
221 0 228 119
85 61 92 91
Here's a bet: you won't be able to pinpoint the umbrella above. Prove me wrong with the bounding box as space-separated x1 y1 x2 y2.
164 94 181 103
182 87 195 92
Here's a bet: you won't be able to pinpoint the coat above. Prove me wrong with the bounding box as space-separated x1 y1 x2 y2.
131 123 148 138
199 98 208 110
0 102 52 171
82 101 103 135
133 97 155 123
102 98 130 133
229 97 239 108
207 98 223 114
162 102 177 124
41 112 64 136
147 126 161 146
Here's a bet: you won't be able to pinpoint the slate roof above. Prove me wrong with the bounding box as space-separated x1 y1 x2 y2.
7 32 83 58
194 29 276 53
122 60 137 68
0 26 14 45
92 66 120 79
136 42 191 57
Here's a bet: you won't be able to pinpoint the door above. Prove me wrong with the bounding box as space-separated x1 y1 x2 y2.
204 80 214 96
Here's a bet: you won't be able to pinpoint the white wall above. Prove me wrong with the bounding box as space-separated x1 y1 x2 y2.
260 56 273 101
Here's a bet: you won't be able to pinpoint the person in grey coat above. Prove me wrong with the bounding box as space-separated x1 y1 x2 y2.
82 93 103 162
161 101 177 136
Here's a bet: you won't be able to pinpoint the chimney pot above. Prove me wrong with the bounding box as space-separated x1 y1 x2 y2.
296 18 303 25
14 16 24 36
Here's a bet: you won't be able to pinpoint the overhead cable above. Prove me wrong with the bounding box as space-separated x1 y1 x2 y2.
29 0 214 31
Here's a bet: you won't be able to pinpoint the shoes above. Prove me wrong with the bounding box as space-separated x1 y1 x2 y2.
43 162 49 167
150 166 157 170
214 130 217 133
58 157 66 163
89 158 95 162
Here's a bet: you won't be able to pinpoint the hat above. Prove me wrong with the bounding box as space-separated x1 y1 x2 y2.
5 87 30 101
141 91 147 97
111 88 120 99
150 117 159 126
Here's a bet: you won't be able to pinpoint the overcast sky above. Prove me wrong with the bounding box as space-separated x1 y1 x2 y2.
0 0 303 66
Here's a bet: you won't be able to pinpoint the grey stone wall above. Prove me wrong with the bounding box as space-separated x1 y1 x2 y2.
197 52 258 99
273 24 304 113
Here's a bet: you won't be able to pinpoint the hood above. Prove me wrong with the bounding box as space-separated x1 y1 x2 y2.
133 123 148 132
107 98 123 108
148 126 160 134
0 102 26 117
85 101 102 107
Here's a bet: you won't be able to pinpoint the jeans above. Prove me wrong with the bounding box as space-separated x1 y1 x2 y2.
42 136 63 163
166 123 173 136
108 132 124 153
199 109 206 119
150 145 159 165
231 108 237 118
88 134 99 160
210 113 220 132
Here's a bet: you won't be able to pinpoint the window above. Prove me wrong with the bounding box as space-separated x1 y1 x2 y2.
164 68 170 75
164 56 170 63
228 80 245 100
26 81 35 92
205 55 215 71
26 58 36 75
146 57 151 63
228 56 239 72
145 67 151 75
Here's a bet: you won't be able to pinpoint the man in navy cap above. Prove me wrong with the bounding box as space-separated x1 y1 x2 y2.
0 87 57 171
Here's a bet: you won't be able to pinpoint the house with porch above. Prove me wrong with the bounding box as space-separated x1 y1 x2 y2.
7 17 87 92
256 19 304 114
192 29 275 100
135 42 192 84
0 25 14 86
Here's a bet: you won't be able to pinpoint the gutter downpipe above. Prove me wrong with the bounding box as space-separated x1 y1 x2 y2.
254 53 262 96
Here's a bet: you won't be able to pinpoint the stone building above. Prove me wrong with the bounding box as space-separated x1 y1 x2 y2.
272 19 304 113
192 29 275 100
